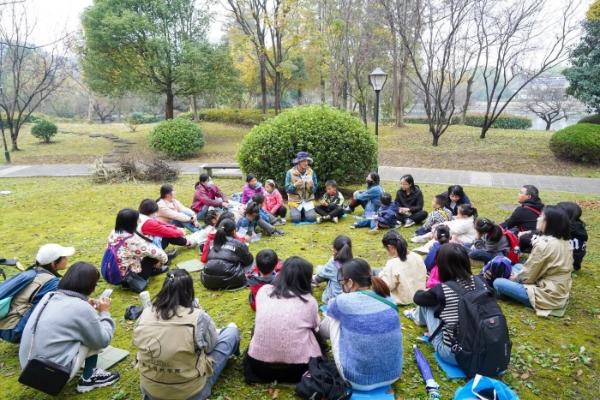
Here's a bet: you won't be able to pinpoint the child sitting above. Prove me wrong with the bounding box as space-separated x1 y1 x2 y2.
253 194 285 226
424 225 451 288
237 202 283 240
242 173 265 204
316 180 345 224
469 218 510 264
413 195 452 236
412 204 478 244
247 249 283 311
557 202 588 271
351 193 397 232
201 212 247 264
263 179 287 220
312 235 353 303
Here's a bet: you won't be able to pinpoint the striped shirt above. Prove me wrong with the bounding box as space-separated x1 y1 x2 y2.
439 277 475 346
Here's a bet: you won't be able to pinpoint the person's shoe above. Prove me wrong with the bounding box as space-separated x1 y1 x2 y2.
323 215 331 220
411 234 429 243
404 219 415 228
332 217 339 224
272 230 285 236
350 224 357 229
343 206 353 214
316 216 322 223
76 368 120 393
403 308 418 323
280 218 286 225
227 322 238 329
367 228 379 235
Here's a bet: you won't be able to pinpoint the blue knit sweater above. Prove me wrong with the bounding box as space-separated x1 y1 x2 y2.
328 291 403 389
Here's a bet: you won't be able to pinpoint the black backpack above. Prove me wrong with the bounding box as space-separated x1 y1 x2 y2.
295 357 351 400
444 277 512 377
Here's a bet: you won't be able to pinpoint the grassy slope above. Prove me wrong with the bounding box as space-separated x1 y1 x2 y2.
0 176 598 400
3 121 600 179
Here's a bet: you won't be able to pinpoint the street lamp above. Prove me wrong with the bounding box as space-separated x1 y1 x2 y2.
369 68 387 137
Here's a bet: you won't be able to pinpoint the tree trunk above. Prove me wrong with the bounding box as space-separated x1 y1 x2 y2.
87 95 94 123
259 56 267 114
462 77 474 123
391 31 399 126
191 96 199 121
320 75 326 103
480 125 489 139
342 81 348 110
359 102 367 126
432 134 439 146
398 54 409 127
165 88 174 120
274 71 282 114
11 133 19 151
545 120 552 131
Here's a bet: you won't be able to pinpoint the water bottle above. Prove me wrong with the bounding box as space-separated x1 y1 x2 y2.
139 291 152 308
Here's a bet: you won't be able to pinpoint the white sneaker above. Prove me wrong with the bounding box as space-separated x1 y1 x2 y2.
227 322 238 329
404 219 415 227
403 308 418 322
316 216 322 223
332 217 339 224
411 234 429 243
76 368 120 393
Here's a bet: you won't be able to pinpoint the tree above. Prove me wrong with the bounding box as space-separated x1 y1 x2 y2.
475 0 578 139
81 0 210 119
0 4 70 152
525 81 572 130
564 2 600 113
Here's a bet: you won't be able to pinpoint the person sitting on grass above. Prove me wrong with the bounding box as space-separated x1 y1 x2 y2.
242 173 266 204
316 180 345 224
395 174 428 227
493 206 573 316
201 212 248 264
412 204 478 245
424 226 451 288
247 249 283 311
379 231 426 304
237 201 283 240
252 194 285 226
312 235 353 304
469 218 510 264
413 194 453 237
285 151 318 223
345 172 383 215
19 262 120 393
107 208 168 291
138 199 198 250
351 192 398 232
135 269 240 400
263 179 287 220
0 244 74 343
319 258 403 391
500 185 544 252
442 185 471 216
557 201 587 271
244 256 322 384
191 173 229 221
201 219 254 290
157 184 199 233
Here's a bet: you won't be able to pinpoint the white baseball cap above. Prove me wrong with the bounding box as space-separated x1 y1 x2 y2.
36 244 75 265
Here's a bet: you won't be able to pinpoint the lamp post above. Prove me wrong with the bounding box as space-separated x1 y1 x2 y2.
0 86 10 164
369 68 387 137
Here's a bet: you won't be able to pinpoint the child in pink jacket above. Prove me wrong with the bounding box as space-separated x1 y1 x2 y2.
263 179 287 219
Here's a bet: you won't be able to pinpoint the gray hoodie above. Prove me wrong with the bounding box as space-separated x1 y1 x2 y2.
19 290 115 370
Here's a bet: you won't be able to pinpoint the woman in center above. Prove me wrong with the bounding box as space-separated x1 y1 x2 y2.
320 259 403 391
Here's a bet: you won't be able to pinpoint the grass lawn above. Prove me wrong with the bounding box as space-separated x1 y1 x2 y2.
3 120 599 179
0 176 598 400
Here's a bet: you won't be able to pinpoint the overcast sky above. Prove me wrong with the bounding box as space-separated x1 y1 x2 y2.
21 0 595 47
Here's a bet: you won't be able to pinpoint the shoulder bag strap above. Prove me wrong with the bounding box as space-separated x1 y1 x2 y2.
359 290 398 310
523 205 542 216
26 292 56 361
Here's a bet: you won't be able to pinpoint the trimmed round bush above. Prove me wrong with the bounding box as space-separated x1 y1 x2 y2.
578 114 600 125
149 119 205 159
237 105 377 188
30 119 58 143
550 123 600 164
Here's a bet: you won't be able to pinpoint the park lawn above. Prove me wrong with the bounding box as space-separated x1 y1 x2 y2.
0 176 598 400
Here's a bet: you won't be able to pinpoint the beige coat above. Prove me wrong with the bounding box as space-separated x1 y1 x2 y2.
517 235 573 316
379 252 427 305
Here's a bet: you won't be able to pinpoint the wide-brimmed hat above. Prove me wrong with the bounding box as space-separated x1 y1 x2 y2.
293 151 313 164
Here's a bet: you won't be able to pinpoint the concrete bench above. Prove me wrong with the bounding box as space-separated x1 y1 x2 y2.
199 162 241 177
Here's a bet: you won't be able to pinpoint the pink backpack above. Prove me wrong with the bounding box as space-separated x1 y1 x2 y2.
426 266 441 288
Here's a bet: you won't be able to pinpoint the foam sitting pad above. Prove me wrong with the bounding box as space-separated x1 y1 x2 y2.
434 352 466 379
319 304 328 314
292 221 317 225
96 346 129 370
351 385 395 400
176 259 204 273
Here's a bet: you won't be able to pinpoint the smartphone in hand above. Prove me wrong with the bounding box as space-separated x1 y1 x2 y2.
99 288 113 299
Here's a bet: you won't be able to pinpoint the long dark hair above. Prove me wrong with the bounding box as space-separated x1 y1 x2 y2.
339 258 390 297
194 173 210 189
153 269 195 320
58 262 99 296
381 230 408 261
437 243 472 282
213 219 236 250
541 205 571 240
159 184 174 199
115 208 139 233
332 235 353 263
138 199 159 216
400 174 415 191
474 218 503 242
270 256 313 302
435 225 451 245
447 185 466 201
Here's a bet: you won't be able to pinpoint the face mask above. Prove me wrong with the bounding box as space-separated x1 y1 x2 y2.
366 180 373 187
206 180 214 188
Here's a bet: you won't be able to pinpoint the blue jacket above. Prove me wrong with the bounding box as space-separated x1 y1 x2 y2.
377 203 399 227
355 185 384 212
424 241 442 273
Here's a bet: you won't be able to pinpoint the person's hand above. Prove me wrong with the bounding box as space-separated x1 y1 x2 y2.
179 228 187 236
96 297 112 313
518 230 530 238
399 207 410 214
509 273 517 281
483 270 493 281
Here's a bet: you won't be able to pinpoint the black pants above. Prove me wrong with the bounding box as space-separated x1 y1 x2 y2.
272 207 287 218
139 257 166 279
161 236 187 249
243 353 308 384
398 210 428 224
348 198 367 212
315 204 344 218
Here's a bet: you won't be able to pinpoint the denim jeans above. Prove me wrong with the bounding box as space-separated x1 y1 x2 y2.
493 264 531 307
469 249 500 264
142 326 240 400
414 306 457 366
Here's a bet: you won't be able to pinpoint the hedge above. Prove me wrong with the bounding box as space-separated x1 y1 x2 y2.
550 123 600 164
404 114 531 129
177 109 275 126
237 105 377 188
578 114 600 125
149 119 205 159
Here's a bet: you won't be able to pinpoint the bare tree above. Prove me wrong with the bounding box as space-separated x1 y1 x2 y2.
525 81 573 130
476 0 578 138
0 4 70 151
396 0 476 146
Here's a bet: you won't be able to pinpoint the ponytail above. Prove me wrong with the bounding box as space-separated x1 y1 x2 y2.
435 225 451 245
381 230 408 261
213 219 236 250
371 276 391 298
333 235 353 263
341 258 391 298
458 204 478 218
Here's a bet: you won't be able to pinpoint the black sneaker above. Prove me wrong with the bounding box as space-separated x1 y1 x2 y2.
76 368 120 393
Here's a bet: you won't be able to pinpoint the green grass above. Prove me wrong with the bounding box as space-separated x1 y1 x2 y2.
3 120 600 179
0 176 598 399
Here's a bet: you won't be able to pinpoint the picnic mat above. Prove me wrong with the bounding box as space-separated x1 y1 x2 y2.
176 259 204 273
96 346 129 370
434 352 466 379
351 385 394 399
292 221 317 225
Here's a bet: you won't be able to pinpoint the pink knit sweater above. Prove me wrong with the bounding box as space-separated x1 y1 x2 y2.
248 285 322 364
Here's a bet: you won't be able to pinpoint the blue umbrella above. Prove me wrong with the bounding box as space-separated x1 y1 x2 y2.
413 344 441 399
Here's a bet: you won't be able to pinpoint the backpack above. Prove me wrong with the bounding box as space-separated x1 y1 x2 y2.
295 357 352 400
100 236 131 285
0 269 38 319
480 256 513 286
501 228 520 264
444 277 512 378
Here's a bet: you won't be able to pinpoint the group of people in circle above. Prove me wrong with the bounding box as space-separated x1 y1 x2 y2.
0 151 589 399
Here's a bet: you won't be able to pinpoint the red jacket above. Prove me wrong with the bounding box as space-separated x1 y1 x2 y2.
200 230 248 263
140 218 183 238
246 261 283 311
263 189 284 215
191 183 228 212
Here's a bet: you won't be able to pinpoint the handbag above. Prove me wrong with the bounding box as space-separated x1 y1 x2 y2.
122 272 148 293
19 293 71 396
295 356 351 400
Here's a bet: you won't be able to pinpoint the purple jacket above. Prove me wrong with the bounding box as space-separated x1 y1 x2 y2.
242 183 265 204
